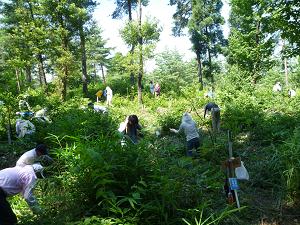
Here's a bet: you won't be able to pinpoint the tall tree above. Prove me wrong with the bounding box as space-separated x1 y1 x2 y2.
112 0 149 87
270 0 300 57
86 23 113 84
43 0 76 100
70 0 97 97
112 0 149 21
170 0 226 88
227 0 275 83
0 0 52 89
120 17 161 104
1 0 36 90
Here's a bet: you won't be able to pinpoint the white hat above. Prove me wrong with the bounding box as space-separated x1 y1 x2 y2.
32 163 44 173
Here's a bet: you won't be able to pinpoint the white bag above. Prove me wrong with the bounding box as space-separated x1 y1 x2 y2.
235 161 249 180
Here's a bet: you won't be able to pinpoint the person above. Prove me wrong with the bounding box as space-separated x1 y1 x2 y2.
95 90 103 102
204 102 221 132
16 118 36 138
288 89 296 98
34 108 51 123
88 102 107 113
105 86 113 106
118 115 142 144
16 144 51 167
154 83 161 97
272 81 282 92
204 89 215 98
149 81 155 95
0 163 44 224
170 112 201 157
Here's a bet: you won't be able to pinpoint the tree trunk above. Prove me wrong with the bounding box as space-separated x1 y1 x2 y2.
60 73 67 101
59 13 69 101
137 0 143 105
283 40 288 86
94 63 97 81
25 66 32 83
16 68 21 93
27 0 47 87
255 20 261 45
61 38 69 101
80 25 88 97
128 0 132 21
205 26 213 87
196 51 203 90
128 0 136 90
37 54 47 86
208 48 213 84
100 63 106 84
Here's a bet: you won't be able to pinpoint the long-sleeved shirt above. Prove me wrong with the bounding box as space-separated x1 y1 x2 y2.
93 105 107 113
204 102 220 118
0 166 38 209
16 149 38 167
178 120 199 141
16 119 35 138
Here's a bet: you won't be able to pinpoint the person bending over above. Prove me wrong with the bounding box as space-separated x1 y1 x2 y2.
118 115 142 144
0 163 44 225
170 112 201 157
204 102 221 132
16 144 52 167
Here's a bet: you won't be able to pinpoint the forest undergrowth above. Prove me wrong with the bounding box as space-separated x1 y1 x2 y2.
0 74 300 225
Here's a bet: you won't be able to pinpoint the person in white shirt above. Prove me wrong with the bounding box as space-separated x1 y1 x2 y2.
87 102 107 114
34 108 51 123
16 118 36 138
105 86 113 106
16 144 51 167
170 112 201 157
273 81 282 92
0 163 43 224
288 89 296 98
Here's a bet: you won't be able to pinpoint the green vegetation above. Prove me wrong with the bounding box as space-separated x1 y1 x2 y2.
1 67 300 224
0 0 300 224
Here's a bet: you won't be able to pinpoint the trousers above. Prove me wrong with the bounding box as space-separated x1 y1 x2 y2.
0 187 17 225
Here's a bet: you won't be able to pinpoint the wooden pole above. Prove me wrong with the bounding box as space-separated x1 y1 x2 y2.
227 130 240 208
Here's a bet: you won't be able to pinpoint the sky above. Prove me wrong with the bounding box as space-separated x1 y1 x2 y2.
93 0 230 64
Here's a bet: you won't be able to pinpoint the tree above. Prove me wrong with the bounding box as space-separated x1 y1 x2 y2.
43 0 77 100
69 0 97 97
0 0 53 90
112 0 149 87
170 0 226 88
86 23 113 84
227 0 275 83
1 0 36 90
112 0 149 21
152 49 197 92
120 16 161 104
270 0 300 57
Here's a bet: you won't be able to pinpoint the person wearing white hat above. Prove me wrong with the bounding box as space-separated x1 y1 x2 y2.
0 163 44 224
